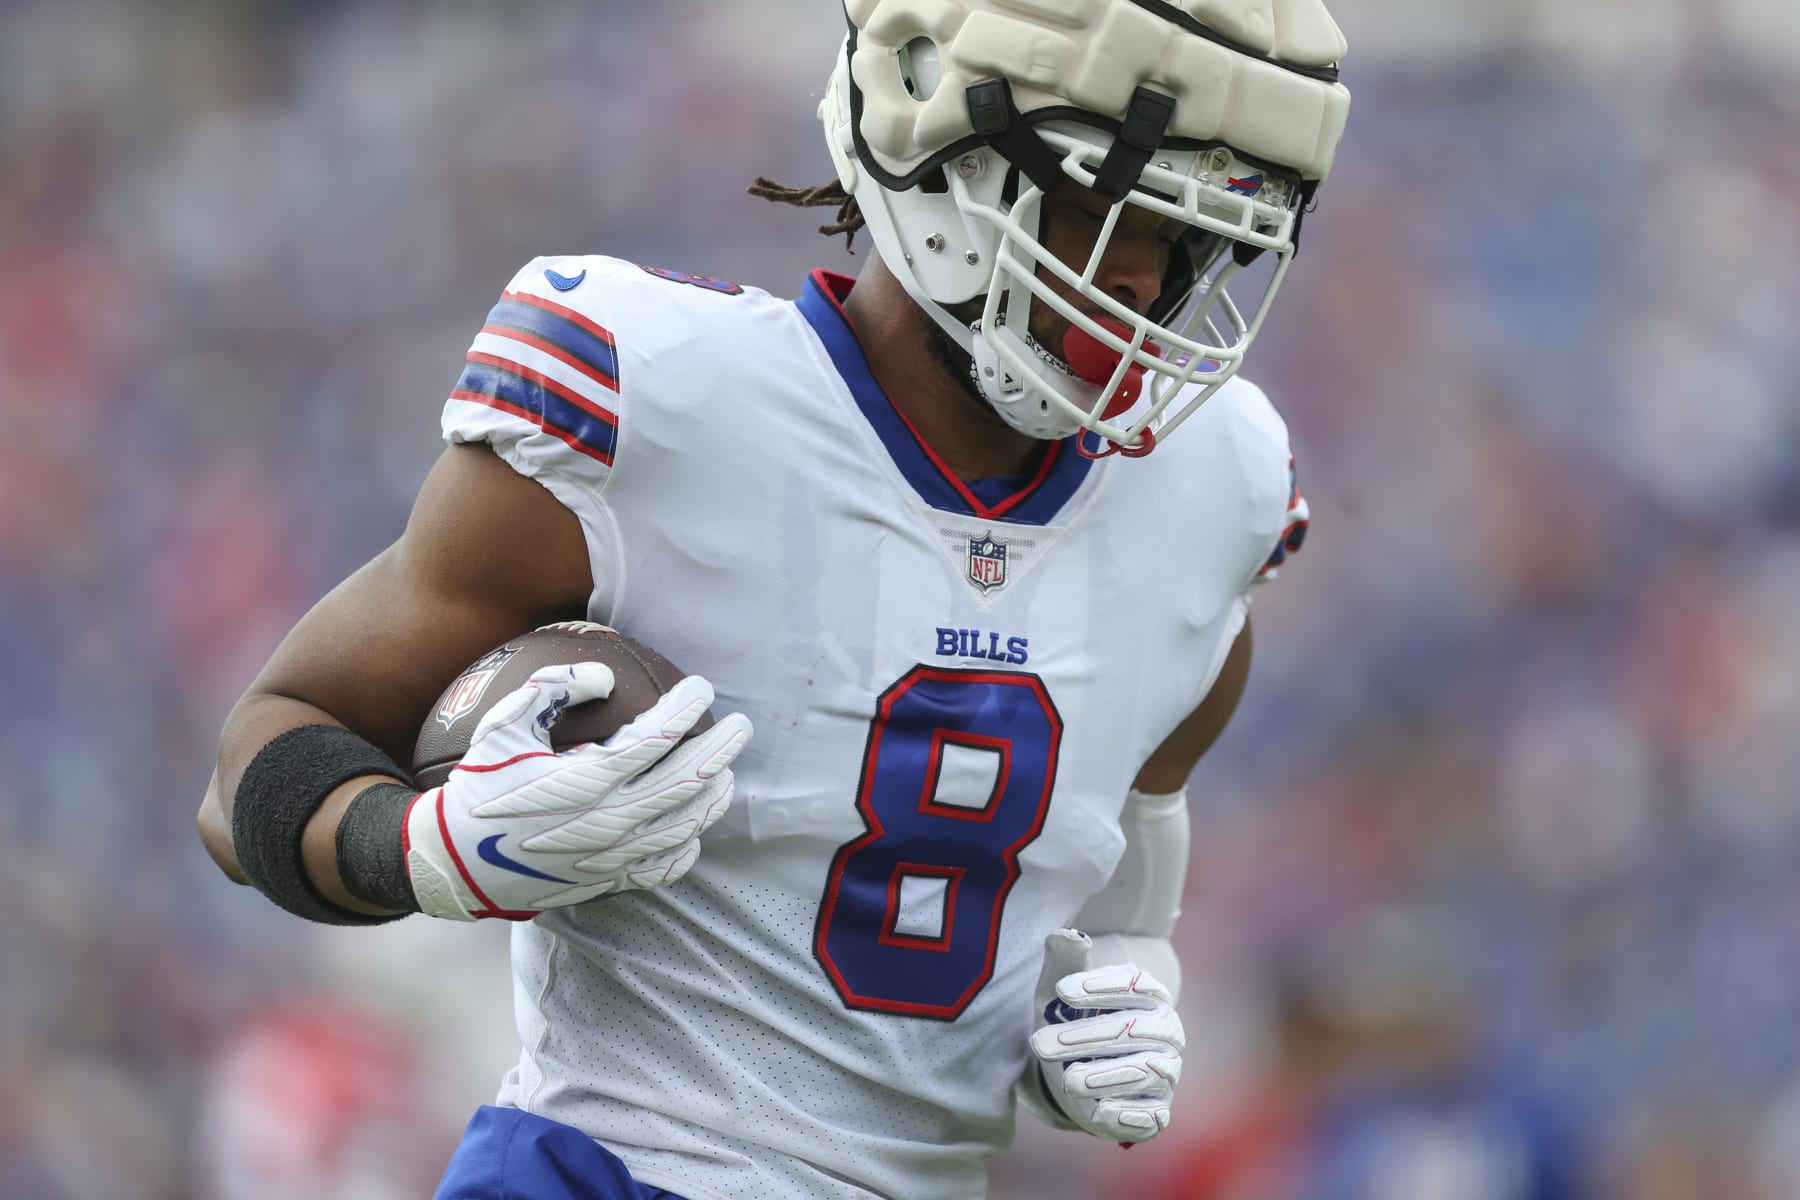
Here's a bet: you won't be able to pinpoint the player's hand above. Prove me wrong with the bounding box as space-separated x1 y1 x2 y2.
1028 928 1185 1144
403 662 752 921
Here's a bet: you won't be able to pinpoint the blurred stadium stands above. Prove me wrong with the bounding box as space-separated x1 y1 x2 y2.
1 1 1796 1196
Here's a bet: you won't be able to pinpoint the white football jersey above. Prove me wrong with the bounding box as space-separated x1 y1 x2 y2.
440 255 1307 1200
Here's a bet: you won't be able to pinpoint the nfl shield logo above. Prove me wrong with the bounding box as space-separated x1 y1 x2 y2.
435 646 519 729
967 533 1008 593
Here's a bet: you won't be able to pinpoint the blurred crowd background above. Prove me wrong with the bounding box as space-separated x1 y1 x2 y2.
1 1 1796 1197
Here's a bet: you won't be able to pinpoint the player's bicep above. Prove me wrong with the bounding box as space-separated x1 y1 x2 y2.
221 443 592 777
1131 615 1252 794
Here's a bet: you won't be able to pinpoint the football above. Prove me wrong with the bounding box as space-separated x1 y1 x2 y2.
411 621 709 789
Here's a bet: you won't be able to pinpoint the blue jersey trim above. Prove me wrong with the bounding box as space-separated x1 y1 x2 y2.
796 271 1094 526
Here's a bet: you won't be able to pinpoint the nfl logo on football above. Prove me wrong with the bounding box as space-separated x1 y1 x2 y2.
435 646 519 729
967 533 1008 593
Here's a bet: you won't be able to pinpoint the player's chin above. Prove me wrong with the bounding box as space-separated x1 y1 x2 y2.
1029 314 1073 362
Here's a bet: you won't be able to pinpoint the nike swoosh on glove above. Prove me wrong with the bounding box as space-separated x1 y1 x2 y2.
404 662 752 921
1029 928 1185 1143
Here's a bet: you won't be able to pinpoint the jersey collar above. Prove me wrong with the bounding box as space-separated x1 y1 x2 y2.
797 270 1095 527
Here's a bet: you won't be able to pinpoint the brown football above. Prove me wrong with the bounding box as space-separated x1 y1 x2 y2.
411 622 709 789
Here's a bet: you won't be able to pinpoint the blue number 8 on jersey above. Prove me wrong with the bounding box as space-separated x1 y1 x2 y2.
814 666 1063 1020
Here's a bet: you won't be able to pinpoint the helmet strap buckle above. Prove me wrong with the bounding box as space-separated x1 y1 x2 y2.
965 79 1064 195
1090 87 1176 201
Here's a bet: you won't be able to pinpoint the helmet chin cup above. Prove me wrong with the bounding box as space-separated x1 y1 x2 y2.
972 321 1091 442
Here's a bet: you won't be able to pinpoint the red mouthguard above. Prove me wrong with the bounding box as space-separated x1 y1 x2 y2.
1062 316 1160 419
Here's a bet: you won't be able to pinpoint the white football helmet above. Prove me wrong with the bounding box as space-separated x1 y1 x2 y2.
820 0 1352 455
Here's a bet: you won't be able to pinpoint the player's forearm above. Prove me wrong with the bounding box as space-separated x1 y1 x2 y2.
302 774 412 915
204 692 412 915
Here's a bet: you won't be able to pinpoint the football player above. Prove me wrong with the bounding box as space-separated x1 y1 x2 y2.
199 2 1350 1197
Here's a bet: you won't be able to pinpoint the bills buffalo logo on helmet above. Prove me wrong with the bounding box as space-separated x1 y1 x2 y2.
967 533 1009 593
435 646 521 729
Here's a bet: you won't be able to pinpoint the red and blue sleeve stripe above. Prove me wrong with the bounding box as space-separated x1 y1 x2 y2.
481 291 619 395
450 357 618 466
450 290 620 466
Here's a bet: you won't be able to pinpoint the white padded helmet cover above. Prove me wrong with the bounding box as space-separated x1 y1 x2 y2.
846 0 1351 185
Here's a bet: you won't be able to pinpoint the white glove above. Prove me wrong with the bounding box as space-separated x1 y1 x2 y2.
1026 928 1185 1143
404 662 752 921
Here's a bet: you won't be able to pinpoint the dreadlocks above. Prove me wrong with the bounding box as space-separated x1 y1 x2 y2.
747 177 866 253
